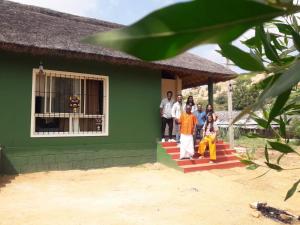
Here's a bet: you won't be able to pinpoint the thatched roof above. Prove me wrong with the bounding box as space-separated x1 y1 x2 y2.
0 0 236 88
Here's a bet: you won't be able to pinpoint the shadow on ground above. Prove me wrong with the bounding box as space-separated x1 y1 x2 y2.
0 175 17 190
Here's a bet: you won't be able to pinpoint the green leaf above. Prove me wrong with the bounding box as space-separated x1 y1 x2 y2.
257 25 281 62
252 116 269 128
273 0 294 7
219 44 265 71
258 61 300 104
262 108 269 120
284 35 289 46
278 56 296 65
242 36 258 48
292 15 299 28
291 29 300 52
242 34 262 53
265 144 269 163
285 105 300 115
265 162 283 171
278 116 287 138
267 141 298 154
267 88 292 125
275 23 293 35
247 164 259 170
285 179 300 201
256 73 280 90
252 169 271 179
275 23 300 51
283 103 298 111
82 0 289 60
277 153 285 165
240 159 255 165
270 33 286 51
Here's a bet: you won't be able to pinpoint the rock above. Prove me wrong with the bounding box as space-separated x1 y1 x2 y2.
251 212 261 218
250 202 259 209
190 187 199 192
279 213 292 221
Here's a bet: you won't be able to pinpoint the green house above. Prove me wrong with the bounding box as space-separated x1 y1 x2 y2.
0 0 234 174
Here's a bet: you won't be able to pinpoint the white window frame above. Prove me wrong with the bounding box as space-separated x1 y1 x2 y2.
30 69 109 137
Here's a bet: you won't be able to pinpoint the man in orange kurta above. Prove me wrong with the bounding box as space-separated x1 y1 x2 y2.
179 105 197 160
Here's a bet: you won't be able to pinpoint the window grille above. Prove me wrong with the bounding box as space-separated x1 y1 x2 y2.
31 69 108 137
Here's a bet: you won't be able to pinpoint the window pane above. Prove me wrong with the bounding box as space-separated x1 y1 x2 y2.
35 117 69 133
79 118 102 132
46 76 51 113
35 74 45 113
86 80 103 115
51 77 81 113
81 79 85 114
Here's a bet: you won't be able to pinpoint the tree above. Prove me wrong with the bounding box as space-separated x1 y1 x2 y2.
232 79 260 110
215 92 227 105
215 91 228 111
83 0 300 200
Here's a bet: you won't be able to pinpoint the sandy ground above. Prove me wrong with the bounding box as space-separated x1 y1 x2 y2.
0 154 299 225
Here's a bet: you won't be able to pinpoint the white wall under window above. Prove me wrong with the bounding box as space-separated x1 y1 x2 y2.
30 69 109 137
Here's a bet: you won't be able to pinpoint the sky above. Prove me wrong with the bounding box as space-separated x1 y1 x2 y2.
10 0 237 71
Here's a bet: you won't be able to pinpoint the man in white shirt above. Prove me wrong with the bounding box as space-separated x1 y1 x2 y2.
160 91 175 142
172 94 186 143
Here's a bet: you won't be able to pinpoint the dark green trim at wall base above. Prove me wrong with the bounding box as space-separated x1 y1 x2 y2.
157 143 182 172
3 143 156 174
0 146 3 175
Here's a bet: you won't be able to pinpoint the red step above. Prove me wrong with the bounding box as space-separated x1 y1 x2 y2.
176 155 238 166
165 143 230 153
170 149 236 160
182 160 244 173
159 140 244 173
161 142 177 147
161 140 224 148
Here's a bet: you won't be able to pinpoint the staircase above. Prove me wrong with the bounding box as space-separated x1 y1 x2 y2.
157 140 244 173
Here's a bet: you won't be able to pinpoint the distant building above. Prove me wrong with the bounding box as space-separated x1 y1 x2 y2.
216 111 279 129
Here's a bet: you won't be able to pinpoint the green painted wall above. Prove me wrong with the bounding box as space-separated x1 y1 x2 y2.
157 144 182 172
0 51 161 174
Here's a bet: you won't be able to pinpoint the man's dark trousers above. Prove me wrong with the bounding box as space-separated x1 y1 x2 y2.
161 117 174 140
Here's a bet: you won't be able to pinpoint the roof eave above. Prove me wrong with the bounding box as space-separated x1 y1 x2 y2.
0 41 236 87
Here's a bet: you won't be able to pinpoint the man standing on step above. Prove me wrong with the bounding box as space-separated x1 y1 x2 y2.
193 104 206 145
172 94 186 143
178 105 197 160
160 91 175 142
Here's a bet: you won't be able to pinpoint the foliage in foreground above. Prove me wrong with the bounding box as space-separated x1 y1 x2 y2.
83 0 300 200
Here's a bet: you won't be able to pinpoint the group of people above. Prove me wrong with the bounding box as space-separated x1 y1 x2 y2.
160 91 218 163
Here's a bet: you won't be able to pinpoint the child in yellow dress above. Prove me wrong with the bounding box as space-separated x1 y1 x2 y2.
198 113 219 163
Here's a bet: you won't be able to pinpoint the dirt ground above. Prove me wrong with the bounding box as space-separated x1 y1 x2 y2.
0 153 299 225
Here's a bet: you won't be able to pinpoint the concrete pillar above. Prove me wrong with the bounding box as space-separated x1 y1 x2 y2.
228 80 234 149
175 75 182 95
208 78 213 106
